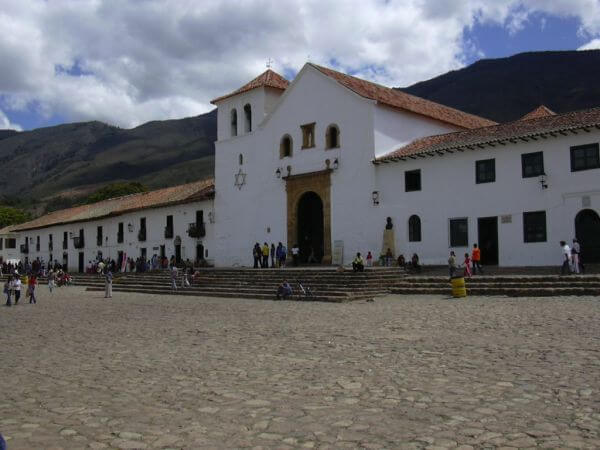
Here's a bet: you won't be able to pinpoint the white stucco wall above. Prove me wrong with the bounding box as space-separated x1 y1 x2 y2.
373 105 461 158
11 200 214 272
374 131 600 266
213 65 474 266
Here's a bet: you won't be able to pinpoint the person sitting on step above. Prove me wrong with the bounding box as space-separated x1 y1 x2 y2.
352 253 365 272
276 280 293 300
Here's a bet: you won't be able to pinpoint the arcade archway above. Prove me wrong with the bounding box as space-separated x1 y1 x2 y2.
575 209 600 263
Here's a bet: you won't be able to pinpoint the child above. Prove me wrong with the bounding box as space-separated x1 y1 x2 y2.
448 251 457 279
463 253 472 277
366 251 373 267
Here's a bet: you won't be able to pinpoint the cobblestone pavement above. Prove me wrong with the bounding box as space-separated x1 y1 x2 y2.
1 287 599 449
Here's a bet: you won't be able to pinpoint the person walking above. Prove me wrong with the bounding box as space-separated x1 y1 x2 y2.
261 242 269 268
366 251 373 267
463 253 472 277
448 251 457 279
4 275 11 307
560 241 571 275
104 268 113 298
27 274 37 304
171 265 178 290
471 243 483 275
48 270 55 293
13 275 21 305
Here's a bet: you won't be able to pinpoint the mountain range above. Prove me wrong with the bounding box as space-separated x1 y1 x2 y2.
1 50 599 207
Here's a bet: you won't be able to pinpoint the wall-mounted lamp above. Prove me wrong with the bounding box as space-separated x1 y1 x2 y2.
333 158 339 170
208 211 215 223
539 172 548 189
286 165 292 176
127 223 134 232
275 168 281 178
372 190 380 205
325 159 331 169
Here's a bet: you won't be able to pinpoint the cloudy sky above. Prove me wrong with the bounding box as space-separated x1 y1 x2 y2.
2 0 600 131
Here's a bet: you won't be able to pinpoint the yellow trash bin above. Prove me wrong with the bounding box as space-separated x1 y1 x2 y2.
451 276 467 298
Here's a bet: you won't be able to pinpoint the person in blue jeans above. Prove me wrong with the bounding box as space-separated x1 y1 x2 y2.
4 275 12 306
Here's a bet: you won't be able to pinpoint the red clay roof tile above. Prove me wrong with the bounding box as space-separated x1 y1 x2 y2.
375 107 600 162
519 105 556 120
309 63 496 129
210 69 289 104
12 179 214 232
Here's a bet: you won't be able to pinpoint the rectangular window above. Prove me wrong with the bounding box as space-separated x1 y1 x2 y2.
523 211 547 243
449 218 468 247
6 238 16 249
405 169 421 192
36 236 40 252
97 226 103 246
476 158 495 183
521 151 544 178
570 143 600 172
118 222 124 243
0 238 3 250
301 123 315 149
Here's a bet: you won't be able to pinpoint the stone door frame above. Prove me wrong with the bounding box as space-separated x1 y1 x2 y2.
285 169 332 264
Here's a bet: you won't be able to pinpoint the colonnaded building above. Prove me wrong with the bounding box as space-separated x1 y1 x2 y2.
1 63 600 270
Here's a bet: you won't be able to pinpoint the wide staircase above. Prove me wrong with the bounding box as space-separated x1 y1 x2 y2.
79 268 404 302
391 275 600 297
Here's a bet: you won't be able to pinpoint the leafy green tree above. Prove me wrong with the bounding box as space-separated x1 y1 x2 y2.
0 205 32 228
85 182 148 204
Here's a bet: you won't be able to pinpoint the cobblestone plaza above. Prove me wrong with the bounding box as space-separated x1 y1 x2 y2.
1 288 599 449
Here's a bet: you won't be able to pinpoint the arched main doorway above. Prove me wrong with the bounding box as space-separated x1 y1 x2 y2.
575 209 600 263
297 191 324 263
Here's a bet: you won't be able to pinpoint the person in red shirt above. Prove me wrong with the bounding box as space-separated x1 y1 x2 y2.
472 243 483 275
27 274 37 304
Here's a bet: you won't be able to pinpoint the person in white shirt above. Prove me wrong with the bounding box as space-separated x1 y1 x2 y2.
13 276 22 305
560 241 571 275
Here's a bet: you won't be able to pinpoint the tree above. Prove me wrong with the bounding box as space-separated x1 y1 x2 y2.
0 205 32 229
85 182 148 204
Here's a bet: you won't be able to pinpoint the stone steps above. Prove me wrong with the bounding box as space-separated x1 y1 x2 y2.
391 287 600 296
79 268 397 302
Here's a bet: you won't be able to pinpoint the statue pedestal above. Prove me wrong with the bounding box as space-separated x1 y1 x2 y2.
381 229 395 259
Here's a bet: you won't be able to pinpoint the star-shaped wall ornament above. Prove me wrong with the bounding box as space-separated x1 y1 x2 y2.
234 168 247 190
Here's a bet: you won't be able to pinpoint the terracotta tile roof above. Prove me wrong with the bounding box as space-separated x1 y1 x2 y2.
520 105 556 120
0 225 17 235
308 63 496 130
375 107 600 163
211 69 289 104
12 179 215 232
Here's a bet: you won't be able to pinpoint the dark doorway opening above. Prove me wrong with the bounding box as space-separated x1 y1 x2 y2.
117 251 124 270
160 245 166 259
78 252 84 273
196 243 204 262
477 216 499 265
297 191 324 263
575 209 600 263
175 244 182 264
62 253 68 271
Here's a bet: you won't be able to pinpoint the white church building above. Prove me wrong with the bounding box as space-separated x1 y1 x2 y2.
2 63 600 270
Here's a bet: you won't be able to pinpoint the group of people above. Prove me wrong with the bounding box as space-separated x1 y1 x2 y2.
4 273 38 306
560 239 585 275
252 242 300 268
448 243 483 278
352 251 421 272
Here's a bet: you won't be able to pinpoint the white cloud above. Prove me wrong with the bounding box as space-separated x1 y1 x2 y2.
578 38 600 50
0 0 599 129
0 108 22 131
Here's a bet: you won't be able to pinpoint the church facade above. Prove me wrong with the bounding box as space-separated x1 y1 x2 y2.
211 64 600 267
2 63 600 269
